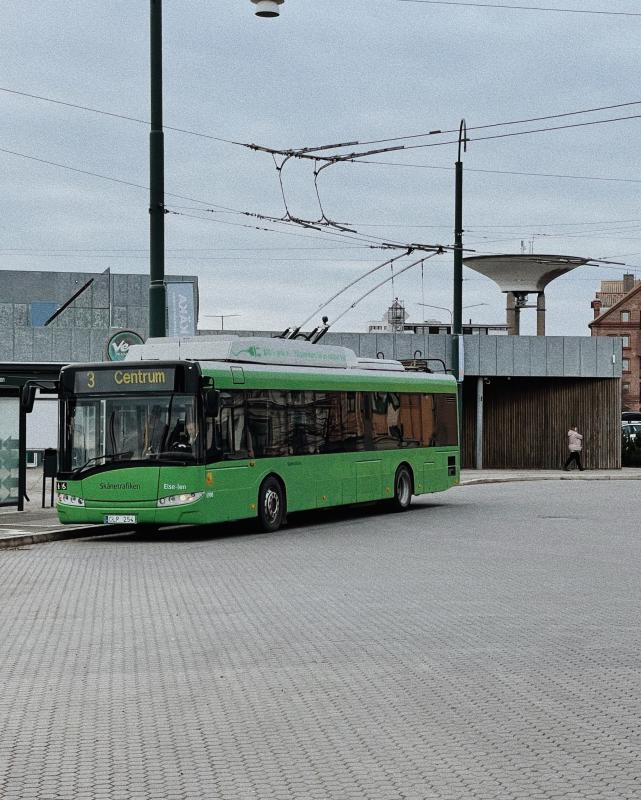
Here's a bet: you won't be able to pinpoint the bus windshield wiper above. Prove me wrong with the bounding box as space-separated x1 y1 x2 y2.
73 451 134 474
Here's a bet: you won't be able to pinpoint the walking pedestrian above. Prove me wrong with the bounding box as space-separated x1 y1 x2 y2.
563 426 584 471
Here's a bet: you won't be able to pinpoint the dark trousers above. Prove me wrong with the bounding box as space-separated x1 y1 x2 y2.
564 451 584 470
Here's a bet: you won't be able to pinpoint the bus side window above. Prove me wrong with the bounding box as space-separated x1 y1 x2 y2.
397 393 422 448
216 392 249 460
289 391 315 455
342 391 366 451
420 394 437 446
370 392 403 450
433 394 458 446
316 391 343 454
246 390 288 458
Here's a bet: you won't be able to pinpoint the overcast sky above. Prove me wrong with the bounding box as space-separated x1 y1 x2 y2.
1 0 639 336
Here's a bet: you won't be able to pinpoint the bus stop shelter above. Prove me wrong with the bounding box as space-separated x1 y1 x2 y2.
0 363 64 510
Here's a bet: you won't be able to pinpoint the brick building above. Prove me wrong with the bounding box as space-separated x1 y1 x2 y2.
590 273 641 411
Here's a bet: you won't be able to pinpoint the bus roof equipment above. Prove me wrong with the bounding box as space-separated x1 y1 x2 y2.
126 336 407 373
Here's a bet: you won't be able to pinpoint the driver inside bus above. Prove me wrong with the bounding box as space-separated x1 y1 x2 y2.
170 419 199 454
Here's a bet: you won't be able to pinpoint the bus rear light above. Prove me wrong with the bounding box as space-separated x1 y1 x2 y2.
157 492 204 508
58 494 85 507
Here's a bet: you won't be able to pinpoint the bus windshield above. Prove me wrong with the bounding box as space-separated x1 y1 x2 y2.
61 393 200 474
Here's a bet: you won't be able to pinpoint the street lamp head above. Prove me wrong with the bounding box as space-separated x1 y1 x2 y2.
252 0 284 17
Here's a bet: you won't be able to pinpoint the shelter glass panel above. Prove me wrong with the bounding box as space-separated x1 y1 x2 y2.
0 397 20 506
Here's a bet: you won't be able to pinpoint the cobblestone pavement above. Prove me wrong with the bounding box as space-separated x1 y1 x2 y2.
0 481 640 800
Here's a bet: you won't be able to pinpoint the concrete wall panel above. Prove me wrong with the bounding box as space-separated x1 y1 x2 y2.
512 337 531 376
130 307 148 336
75 309 92 329
357 335 377 358
14 304 28 327
14 329 33 361
90 329 109 362
0 304 13 328
52 329 72 361
337 333 360 354
74 282 92 307
496 337 514 375
33 328 53 361
394 336 419 360
0 330 13 360
112 275 129 306
596 336 616 378
546 337 564 376
50 307 74 328
92 309 110 328
529 337 547 375
479 337 497 376
426 335 448 367
562 337 581 377
112 307 128 329
71 329 91 362
580 338 597 376
92 275 110 308
375 334 395 359
463 336 480 376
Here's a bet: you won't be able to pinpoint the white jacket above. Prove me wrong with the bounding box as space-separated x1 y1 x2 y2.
568 430 583 452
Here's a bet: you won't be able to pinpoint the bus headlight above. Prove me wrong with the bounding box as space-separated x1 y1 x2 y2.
157 492 204 508
58 494 85 507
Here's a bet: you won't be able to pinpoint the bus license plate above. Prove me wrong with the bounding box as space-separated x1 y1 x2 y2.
104 514 137 524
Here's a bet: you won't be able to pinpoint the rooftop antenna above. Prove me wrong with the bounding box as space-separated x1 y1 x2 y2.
205 313 240 331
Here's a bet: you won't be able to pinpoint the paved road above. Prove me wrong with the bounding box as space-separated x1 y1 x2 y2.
0 482 639 800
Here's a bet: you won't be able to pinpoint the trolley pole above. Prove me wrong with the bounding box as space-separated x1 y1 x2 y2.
452 120 467 450
149 0 167 337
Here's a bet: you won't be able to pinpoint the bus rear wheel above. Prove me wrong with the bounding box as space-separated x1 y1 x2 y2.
258 477 285 532
391 465 413 511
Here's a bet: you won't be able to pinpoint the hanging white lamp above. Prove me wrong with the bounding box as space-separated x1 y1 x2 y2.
251 0 284 17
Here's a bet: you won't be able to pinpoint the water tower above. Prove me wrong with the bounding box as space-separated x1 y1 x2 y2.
462 254 593 335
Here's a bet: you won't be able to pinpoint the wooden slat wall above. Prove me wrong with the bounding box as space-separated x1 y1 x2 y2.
462 377 621 469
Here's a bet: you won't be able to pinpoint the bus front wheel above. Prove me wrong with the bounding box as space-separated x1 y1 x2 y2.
258 477 285 532
391 465 413 511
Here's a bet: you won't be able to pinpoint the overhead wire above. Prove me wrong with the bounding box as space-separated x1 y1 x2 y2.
396 0 641 17
354 159 641 185
300 99 641 149
329 253 439 329
4 89 641 260
0 142 434 251
0 145 251 214
296 250 415 330
280 113 641 164
0 86 249 148
169 206 451 254
5 84 639 163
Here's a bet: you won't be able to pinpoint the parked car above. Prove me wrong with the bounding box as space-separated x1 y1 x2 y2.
622 421 641 466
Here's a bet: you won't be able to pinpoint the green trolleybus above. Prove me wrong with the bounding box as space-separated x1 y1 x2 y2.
55 337 459 531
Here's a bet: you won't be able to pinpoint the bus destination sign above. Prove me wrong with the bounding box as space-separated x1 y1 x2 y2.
74 367 176 394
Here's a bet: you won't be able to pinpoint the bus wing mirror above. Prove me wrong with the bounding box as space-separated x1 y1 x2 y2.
205 390 220 417
21 385 37 413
